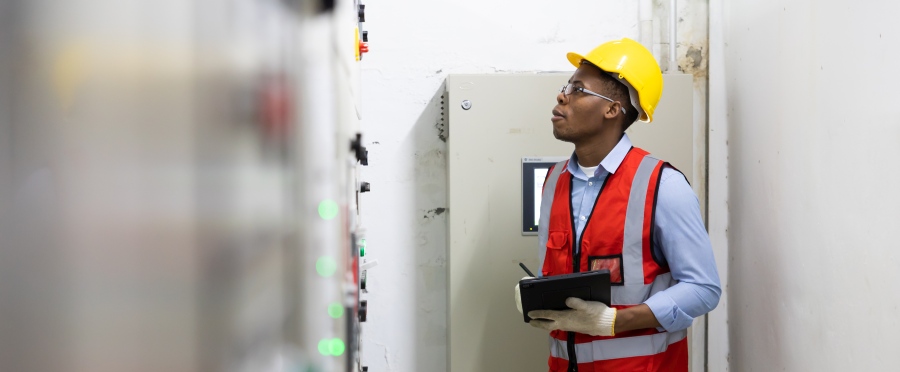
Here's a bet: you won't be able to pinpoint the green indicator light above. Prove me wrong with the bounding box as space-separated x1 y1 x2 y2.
318 200 339 220
316 257 337 277
328 303 344 319
329 339 346 356
317 339 330 356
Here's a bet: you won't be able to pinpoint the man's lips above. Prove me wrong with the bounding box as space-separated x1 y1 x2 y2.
552 109 565 121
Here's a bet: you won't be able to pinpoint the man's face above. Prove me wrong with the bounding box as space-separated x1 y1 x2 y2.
551 64 614 143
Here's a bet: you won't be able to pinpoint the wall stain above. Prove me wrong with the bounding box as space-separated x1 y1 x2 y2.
686 46 703 68
414 148 445 166
423 207 447 219
678 43 708 78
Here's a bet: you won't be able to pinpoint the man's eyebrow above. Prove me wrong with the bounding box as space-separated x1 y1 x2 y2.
571 80 584 85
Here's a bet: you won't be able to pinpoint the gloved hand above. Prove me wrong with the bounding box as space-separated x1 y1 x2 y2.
514 276 532 314
527 297 617 337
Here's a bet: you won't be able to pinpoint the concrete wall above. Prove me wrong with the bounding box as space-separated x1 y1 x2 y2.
714 0 900 370
357 1 710 371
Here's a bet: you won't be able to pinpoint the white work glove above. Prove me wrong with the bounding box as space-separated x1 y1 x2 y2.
514 276 532 314
527 297 617 337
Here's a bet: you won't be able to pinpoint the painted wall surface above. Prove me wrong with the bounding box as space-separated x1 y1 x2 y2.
719 1 900 370
357 1 712 371
706 1 730 370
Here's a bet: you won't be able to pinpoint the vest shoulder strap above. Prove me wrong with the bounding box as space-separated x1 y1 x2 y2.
537 160 567 276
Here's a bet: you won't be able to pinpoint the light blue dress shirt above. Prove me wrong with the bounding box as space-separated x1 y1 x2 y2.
565 134 721 332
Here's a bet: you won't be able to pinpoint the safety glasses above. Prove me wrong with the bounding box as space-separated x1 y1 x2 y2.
560 83 626 115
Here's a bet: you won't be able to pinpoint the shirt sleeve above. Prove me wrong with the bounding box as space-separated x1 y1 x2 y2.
643 167 722 332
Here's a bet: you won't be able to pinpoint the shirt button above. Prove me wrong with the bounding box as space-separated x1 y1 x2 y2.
580 216 586 221
588 182 593 186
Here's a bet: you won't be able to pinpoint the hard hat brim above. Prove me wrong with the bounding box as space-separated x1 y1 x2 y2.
566 52 587 69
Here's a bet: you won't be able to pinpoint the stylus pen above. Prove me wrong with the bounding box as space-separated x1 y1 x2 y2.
518 262 535 277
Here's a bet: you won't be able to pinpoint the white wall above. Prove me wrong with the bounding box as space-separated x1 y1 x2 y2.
716 1 900 370
357 1 640 371
706 1 730 370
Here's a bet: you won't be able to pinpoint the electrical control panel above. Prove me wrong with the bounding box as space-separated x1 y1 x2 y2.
0 0 374 371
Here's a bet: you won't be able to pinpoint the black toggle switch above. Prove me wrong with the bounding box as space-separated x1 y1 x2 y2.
358 4 366 22
362 30 369 42
359 300 368 322
350 133 369 165
360 182 371 193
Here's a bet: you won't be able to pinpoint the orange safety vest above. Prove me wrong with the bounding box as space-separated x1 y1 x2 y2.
537 147 687 372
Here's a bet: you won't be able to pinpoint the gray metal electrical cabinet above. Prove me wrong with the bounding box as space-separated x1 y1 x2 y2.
446 73 694 372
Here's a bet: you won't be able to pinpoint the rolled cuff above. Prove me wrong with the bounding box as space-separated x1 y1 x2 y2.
644 292 694 332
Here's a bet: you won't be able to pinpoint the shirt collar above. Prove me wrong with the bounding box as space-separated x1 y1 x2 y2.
566 133 633 179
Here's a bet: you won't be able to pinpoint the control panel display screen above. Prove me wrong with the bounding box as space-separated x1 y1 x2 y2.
522 157 567 235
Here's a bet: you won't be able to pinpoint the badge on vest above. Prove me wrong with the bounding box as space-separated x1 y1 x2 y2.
589 255 623 285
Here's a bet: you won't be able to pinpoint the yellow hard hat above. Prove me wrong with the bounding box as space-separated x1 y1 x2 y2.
566 38 663 123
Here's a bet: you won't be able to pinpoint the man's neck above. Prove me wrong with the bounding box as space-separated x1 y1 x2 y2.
574 132 624 168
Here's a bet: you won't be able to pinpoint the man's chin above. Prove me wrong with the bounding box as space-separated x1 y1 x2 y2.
552 129 573 143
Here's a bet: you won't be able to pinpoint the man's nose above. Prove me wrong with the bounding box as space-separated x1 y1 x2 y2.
557 91 567 105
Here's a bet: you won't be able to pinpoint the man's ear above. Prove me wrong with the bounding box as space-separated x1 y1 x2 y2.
604 102 621 119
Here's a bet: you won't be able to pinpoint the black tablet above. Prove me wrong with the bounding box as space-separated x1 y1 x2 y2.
520 270 611 323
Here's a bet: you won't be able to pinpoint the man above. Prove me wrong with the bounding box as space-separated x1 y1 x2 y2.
514 38 721 371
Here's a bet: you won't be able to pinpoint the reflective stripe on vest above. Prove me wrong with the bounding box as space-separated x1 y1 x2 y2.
613 272 675 305
622 155 661 287
537 160 567 276
548 329 687 362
